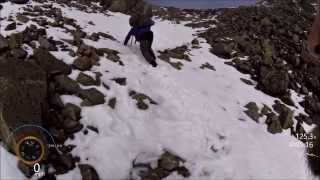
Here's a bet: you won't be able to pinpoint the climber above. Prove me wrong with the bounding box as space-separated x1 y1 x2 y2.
123 4 157 67
308 11 320 58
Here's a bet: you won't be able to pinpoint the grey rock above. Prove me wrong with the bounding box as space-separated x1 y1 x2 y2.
33 48 71 76
158 152 180 171
98 48 121 62
79 88 105 106
260 67 289 95
266 113 282 134
5 22 16 31
79 164 100 180
177 166 191 178
62 103 81 121
301 86 309 95
273 101 294 129
87 126 99 134
244 102 260 122
16 14 30 23
39 36 57 51
54 75 81 94
63 118 82 133
97 32 116 41
49 127 67 143
129 90 158 110
49 93 64 109
73 56 94 71
240 78 254 85
69 50 76 57
77 72 97 86
108 97 117 109
200 62 216 71
260 104 271 116
89 33 99 41
59 154 76 170
191 39 199 45
112 77 126 86
210 42 233 59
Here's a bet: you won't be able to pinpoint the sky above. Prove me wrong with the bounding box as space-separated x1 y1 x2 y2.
147 0 257 9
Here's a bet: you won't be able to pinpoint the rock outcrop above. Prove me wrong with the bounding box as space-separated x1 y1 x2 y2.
0 57 48 153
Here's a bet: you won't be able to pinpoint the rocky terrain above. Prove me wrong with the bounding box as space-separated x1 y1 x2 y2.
0 0 317 179
150 0 320 177
185 0 320 176
0 0 193 179
131 0 319 138
174 0 318 137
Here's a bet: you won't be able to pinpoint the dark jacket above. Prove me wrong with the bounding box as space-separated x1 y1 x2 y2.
124 25 152 45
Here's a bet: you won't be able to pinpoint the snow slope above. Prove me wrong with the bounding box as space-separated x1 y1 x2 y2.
0 1 315 179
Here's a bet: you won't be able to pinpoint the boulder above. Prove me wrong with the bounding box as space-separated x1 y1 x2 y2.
260 67 289 95
108 97 117 109
32 48 71 76
112 77 126 86
97 32 116 41
63 119 82 133
62 103 81 122
73 56 94 71
244 102 260 122
265 113 282 134
16 14 30 23
260 104 271 116
49 93 64 109
76 72 97 86
79 164 100 180
58 154 76 172
273 101 294 129
5 22 16 31
79 88 105 106
54 75 81 95
38 36 57 51
210 42 233 59
158 151 183 171
129 90 157 110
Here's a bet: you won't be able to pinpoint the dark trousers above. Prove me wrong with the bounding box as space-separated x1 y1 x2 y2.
140 31 157 66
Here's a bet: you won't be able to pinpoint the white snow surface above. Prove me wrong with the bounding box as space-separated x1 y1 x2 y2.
0 1 315 179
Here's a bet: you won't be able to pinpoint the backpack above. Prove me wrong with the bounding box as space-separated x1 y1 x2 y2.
129 3 153 27
130 15 154 27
